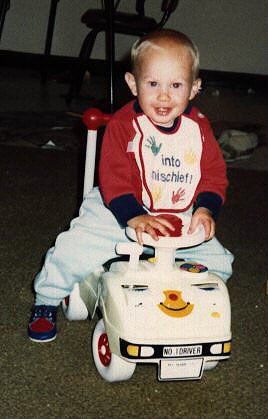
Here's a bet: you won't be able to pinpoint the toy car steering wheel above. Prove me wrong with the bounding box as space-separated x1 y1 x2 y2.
126 214 205 249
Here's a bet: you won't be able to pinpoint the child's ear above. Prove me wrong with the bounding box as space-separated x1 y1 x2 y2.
190 78 202 100
125 72 138 96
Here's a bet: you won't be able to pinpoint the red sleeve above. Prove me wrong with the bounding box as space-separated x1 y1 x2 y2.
192 109 228 203
99 102 142 206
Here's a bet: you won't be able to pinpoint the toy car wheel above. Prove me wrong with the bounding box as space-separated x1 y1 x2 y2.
92 319 136 382
204 360 218 370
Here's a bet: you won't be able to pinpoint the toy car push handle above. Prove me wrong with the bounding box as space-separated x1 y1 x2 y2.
82 108 111 198
83 108 110 130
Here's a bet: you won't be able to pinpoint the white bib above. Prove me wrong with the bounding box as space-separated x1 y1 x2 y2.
129 114 203 212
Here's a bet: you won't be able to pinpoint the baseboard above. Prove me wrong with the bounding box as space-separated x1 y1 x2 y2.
199 69 268 91
0 49 124 75
0 50 77 72
0 49 267 91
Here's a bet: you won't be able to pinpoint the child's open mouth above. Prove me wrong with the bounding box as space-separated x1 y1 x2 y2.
155 107 172 116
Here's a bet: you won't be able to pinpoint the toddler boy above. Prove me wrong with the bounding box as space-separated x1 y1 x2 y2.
28 29 233 342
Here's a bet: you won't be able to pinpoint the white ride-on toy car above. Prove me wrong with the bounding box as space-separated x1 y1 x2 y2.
62 109 232 382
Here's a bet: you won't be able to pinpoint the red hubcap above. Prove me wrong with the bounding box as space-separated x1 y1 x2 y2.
98 333 111 367
64 296 70 307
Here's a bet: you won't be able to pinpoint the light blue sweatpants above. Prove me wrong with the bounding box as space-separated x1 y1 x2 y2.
34 187 234 306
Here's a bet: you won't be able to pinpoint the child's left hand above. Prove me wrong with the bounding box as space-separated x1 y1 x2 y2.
188 207 215 241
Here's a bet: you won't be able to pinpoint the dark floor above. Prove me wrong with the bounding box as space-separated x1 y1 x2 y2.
0 67 268 419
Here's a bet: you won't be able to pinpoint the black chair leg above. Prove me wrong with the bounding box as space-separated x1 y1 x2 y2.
41 0 60 84
0 0 10 43
104 0 115 113
66 29 99 104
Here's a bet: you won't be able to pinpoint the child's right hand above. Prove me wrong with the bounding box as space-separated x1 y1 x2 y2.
127 214 174 245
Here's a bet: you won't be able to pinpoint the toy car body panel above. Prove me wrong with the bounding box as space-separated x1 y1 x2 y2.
63 213 232 381
98 259 231 381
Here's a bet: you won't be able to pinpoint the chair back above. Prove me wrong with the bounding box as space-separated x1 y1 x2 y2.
136 0 145 16
159 0 180 27
162 0 180 13
115 0 179 20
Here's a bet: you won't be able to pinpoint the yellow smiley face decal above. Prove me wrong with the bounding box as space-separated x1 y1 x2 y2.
158 290 194 318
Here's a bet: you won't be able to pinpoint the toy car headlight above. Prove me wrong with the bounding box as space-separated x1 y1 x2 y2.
127 345 139 357
210 342 232 355
223 342 231 353
127 345 154 357
210 343 222 354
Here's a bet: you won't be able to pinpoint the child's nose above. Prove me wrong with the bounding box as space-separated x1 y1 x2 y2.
158 87 170 101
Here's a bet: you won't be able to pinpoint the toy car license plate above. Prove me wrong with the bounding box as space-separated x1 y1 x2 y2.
163 344 202 357
159 358 204 381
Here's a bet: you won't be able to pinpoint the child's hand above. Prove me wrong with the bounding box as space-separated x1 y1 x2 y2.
188 207 215 241
127 214 174 245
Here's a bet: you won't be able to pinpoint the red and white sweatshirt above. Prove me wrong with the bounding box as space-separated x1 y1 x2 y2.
99 101 228 227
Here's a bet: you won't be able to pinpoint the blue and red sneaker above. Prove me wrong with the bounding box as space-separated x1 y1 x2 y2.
28 305 57 342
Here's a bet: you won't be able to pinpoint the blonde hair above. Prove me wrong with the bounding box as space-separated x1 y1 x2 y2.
131 29 200 80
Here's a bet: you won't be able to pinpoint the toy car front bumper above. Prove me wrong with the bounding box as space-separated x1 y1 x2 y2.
120 338 231 380
120 337 231 360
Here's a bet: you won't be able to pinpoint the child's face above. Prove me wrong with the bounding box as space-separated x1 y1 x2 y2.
125 44 201 127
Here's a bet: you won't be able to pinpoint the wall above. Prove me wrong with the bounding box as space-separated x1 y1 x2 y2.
1 0 267 75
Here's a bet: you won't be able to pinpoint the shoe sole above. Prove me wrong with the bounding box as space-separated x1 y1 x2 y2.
29 335 56 343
